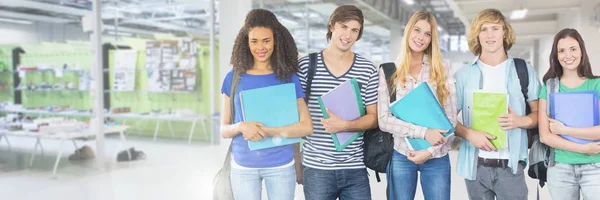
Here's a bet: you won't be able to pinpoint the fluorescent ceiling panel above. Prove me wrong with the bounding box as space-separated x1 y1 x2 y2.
0 17 33 25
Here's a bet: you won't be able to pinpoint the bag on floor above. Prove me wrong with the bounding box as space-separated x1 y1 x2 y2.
117 147 146 162
69 145 95 161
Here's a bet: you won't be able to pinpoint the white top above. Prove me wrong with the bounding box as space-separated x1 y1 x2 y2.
477 59 510 159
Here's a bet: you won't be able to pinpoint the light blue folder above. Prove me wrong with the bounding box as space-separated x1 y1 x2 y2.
389 83 454 151
550 91 599 144
240 83 301 150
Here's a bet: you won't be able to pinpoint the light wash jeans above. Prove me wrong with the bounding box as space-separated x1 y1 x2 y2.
548 162 600 200
387 151 451 200
230 164 296 200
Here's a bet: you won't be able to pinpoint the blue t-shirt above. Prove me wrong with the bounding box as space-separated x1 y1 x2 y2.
220 70 305 168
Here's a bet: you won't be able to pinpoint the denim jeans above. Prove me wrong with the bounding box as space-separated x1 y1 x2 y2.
302 167 371 200
386 151 451 200
548 162 600 200
464 161 527 200
230 164 296 200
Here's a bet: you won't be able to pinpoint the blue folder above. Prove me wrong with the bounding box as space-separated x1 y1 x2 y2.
240 83 301 150
549 91 599 144
389 83 454 151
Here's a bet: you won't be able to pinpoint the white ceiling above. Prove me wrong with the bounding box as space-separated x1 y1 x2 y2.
448 0 584 55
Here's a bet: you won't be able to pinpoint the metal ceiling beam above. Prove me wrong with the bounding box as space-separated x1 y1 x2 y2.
464 6 581 18
103 25 163 35
0 10 73 23
353 0 396 22
121 19 207 34
443 0 470 33
0 0 90 16
454 0 498 5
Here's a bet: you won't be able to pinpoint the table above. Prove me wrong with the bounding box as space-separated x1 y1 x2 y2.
0 125 129 177
1 107 208 144
106 113 207 144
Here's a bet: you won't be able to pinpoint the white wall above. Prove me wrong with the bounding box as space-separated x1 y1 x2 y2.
389 22 404 61
444 51 476 75
535 0 600 80
0 22 87 44
579 0 600 73
536 36 553 80
218 0 252 83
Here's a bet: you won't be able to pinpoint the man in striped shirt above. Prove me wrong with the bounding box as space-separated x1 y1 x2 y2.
297 5 379 200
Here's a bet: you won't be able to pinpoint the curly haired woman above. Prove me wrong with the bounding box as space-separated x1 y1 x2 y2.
219 9 313 200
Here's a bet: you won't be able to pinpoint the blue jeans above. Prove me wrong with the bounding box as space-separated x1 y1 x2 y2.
548 162 600 200
387 151 451 200
303 167 371 200
230 164 296 200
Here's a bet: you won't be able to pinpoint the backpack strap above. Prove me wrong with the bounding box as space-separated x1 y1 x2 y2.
222 70 242 167
376 62 397 184
545 78 559 116
545 77 559 168
380 62 397 102
514 58 530 109
305 53 318 99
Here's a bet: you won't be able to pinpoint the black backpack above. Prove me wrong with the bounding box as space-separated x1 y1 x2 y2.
363 63 396 182
513 58 539 149
513 58 550 189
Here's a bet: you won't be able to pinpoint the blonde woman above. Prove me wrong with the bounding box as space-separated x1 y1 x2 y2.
377 10 457 200
454 9 540 200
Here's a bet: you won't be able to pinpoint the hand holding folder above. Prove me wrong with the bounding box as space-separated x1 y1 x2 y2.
471 91 508 149
240 83 301 150
549 91 600 144
318 78 365 151
389 83 454 151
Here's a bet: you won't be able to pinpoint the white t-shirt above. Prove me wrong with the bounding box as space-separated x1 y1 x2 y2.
477 59 510 159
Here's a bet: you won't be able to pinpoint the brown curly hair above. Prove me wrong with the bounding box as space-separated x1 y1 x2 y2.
230 9 299 81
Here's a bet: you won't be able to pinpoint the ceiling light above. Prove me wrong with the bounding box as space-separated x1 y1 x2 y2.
404 0 415 5
510 8 528 20
0 17 33 25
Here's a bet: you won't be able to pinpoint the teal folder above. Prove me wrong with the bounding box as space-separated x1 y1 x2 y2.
240 83 301 150
389 83 454 151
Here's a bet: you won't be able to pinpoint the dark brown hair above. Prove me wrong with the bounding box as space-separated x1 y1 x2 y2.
543 28 597 83
230 9 298 81
326 5 364 42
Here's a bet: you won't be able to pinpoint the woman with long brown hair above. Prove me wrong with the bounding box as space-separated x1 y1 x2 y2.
538 28 600 200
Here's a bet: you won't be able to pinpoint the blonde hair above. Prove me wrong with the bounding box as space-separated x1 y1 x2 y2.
467 8 516 55
391 10 449 106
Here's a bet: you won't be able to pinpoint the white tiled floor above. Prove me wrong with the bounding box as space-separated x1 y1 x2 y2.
0 135 552 200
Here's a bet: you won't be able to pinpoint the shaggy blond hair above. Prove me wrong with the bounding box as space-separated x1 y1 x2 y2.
467 8 516 55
